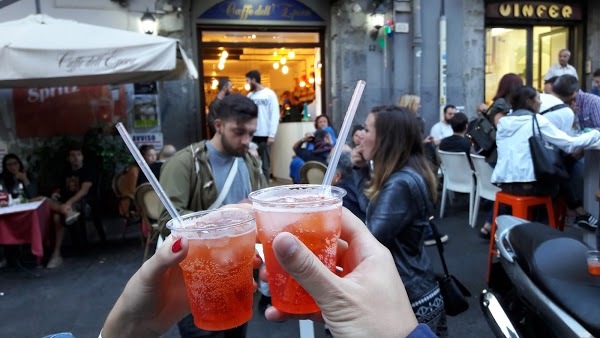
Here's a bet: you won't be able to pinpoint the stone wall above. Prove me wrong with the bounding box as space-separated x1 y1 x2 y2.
586 0 600 85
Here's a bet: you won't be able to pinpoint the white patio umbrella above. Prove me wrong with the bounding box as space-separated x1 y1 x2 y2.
0 14 198 88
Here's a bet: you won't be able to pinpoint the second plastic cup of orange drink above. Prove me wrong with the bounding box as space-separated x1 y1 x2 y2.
249 184 346 314
166 208 256 331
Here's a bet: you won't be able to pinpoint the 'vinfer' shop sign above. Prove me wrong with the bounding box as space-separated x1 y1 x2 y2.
486 2 582 21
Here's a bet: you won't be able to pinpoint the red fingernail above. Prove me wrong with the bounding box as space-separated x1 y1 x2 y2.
172 238 182 253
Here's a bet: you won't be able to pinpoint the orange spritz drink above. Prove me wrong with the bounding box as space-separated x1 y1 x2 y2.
167 208 256 331
249 185 345 314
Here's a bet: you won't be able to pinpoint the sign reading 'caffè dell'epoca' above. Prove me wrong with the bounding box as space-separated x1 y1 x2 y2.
486 2 582 20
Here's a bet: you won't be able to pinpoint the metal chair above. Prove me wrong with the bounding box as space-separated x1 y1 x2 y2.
134 183 164 261
438 150 476 225
299 161 327 184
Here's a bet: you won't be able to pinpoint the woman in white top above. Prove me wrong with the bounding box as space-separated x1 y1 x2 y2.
492 85 600 229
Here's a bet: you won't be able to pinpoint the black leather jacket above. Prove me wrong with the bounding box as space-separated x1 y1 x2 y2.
354 166 438 301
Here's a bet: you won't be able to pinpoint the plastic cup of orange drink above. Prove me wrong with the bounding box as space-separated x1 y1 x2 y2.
249 184 346 314
166 208 256 331
587 250 600 276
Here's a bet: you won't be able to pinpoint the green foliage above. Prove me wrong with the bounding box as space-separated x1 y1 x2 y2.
26 123 133 196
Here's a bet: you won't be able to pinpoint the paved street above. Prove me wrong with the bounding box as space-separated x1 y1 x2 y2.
1 193 504 337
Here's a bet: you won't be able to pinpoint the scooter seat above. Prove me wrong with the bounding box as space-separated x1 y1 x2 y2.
510 222 600 337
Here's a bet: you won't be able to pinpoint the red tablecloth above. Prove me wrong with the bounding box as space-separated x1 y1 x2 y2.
0 199 51 259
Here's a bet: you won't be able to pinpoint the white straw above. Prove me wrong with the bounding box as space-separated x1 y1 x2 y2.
115 123 183 225
322 80 366 186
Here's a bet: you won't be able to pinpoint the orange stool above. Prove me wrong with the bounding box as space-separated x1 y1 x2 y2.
486 191 558 283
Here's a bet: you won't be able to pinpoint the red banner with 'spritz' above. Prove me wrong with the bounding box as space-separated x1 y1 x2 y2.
12 85 127 138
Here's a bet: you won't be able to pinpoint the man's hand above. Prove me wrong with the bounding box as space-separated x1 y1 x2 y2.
423 135 434 144
15 171 29 185
267 137 275 145
59 203 72 215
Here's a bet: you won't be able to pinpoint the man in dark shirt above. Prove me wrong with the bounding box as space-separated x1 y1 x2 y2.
333 152 366 222
439 112 472 156
47 144 95 268
207 77 232 136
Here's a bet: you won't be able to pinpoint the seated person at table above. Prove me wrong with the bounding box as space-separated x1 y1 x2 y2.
135 144 162 186
47 144 96 269
290 130 333 183
315 114 337 145
439 113 473 169
332 151 366 222
0 153 38 201
118 145 162 217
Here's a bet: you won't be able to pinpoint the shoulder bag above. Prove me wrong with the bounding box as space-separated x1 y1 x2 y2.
528 114 569 180
404 170 471 316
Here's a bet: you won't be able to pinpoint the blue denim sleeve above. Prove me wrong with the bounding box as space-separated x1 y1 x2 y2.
406 324 438 338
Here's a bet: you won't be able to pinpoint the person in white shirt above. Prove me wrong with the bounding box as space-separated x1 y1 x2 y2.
539 93 577 136
429 105 456 145
245 70 280 182
492 85 600 231
544 49 578 81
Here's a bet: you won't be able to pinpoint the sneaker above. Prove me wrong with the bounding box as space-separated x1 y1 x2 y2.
424 233 449 246
64 211 80 225
575 213 598 232
47 256 63 269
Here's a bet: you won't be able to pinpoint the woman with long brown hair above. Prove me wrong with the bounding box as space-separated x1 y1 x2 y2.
352 105 447 336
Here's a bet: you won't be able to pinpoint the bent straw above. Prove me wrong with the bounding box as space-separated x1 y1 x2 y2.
322 80 366 186
115 123 183 225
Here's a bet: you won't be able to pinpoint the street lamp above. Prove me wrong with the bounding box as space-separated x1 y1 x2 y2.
140 10 157 35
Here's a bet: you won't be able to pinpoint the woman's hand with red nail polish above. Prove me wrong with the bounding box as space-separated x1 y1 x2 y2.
102 235 190 338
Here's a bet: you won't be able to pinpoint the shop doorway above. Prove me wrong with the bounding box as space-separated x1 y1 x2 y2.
484 26 571 102
197 28 324 138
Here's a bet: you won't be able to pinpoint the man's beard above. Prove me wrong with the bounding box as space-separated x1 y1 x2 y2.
250 83 257 91
221 134 248 157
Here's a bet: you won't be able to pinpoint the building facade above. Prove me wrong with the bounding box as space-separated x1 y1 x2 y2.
0 0 599 150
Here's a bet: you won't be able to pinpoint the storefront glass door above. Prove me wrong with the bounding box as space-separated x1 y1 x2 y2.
485 26 569 102
485 28 527 102
198 30 323 137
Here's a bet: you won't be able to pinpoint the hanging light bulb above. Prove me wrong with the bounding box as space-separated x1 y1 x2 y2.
218 62 225 70
273 51 278 56
317 62 322 68
299 80 306 88
309 77 315 84
211 71 217 76
221 50 229 58
282 65 289 74
279 57 287 65
288 51 295 59
273 62 280 70
211 78 219 90
315 76 322 85
244 83 250 91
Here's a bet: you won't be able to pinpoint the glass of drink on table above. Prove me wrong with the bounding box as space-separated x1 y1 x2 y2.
166 207 256 331
249 184 346 314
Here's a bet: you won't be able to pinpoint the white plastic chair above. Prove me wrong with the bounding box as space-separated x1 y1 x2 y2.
438 150 476 225
470 154 501 227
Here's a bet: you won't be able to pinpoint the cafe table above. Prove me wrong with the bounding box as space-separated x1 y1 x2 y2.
0 198 51 262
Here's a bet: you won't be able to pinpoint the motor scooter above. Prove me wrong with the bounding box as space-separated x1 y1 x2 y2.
480 215 600 338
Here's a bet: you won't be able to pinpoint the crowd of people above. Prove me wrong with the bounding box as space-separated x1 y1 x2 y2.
4 51 600 338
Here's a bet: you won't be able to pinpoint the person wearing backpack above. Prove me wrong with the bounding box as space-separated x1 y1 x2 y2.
157 93 266 338
468 73 524 237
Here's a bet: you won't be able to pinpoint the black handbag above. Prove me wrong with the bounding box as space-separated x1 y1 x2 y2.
404 170 472 316
528 114 569 180
466 116 496 156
